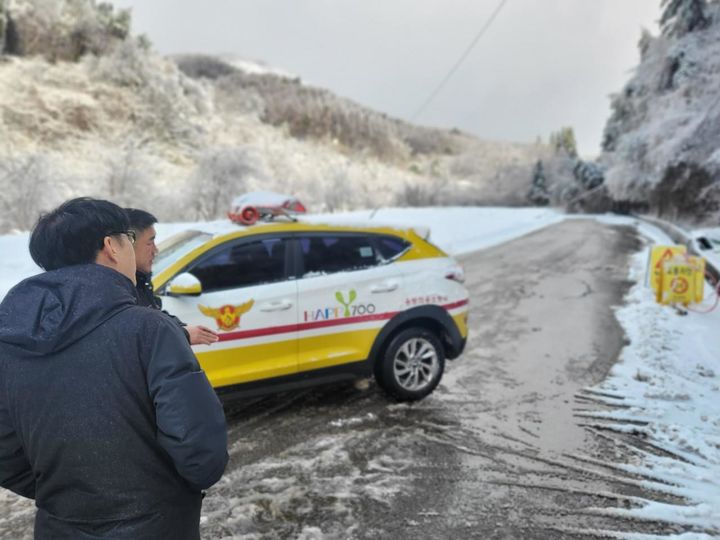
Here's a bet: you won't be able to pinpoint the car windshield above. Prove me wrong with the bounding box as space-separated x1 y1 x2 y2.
154 230 213 275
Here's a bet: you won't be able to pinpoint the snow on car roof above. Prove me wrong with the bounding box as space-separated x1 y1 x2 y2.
229 191 297 208
157 216 425 243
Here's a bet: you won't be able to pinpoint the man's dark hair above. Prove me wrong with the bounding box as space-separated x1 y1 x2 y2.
125 208 158 233
30 197 130 271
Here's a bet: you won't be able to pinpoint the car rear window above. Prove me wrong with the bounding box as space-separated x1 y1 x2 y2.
374 235 411 261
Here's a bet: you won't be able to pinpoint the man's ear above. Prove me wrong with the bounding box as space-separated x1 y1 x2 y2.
100 236 119 263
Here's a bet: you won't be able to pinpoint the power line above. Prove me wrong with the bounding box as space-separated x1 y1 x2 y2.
411 0 509 121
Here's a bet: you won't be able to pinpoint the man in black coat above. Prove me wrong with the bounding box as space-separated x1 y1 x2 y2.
0 197 228 539
125 208 218 346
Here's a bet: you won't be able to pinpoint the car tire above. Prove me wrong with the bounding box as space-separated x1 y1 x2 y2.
376 327 445 402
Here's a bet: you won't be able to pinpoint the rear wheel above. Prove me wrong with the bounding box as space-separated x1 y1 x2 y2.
376 328 445 401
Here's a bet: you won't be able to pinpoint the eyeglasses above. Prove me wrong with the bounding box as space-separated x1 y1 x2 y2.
107 230 136 245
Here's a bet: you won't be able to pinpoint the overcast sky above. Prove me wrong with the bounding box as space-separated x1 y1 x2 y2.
111 0 661 157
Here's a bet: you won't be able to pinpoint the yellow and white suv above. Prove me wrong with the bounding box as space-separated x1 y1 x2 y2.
152 220 469 401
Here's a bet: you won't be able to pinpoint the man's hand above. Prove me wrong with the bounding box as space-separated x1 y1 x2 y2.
187 325 219 346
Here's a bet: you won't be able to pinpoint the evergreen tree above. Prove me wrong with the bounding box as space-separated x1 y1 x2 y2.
573 160 604 190
532 160 546 190
527 160 550 206
549 127 578 158
660 0 709 36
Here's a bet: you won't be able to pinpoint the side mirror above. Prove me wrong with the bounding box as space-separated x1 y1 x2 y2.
167 273 202 296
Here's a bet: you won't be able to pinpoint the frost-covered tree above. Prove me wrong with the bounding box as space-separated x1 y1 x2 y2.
103 144 150 207
638 28 656 60
189 147 264 220
322 168 352 213
0 154 60 232
394 178 447 207
597 0 720 222
527 160 550 206
87 38 211 143
660 0 709 36
573 160 605 190
3 0 131 60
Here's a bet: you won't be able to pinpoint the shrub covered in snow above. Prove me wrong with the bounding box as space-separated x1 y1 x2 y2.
0 153 63 232
188 146 264 220
85 39 213 143
2 0 130 61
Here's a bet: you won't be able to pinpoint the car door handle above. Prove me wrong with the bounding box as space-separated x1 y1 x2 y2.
259 300 293 312
370 281 399 293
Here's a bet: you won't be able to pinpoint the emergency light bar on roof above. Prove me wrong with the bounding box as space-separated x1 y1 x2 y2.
227 191 307 226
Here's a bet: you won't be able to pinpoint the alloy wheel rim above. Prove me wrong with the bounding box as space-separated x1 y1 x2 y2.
393 337 439 391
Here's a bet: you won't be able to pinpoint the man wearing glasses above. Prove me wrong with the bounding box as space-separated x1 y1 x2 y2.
0 197 228 539
125 208 218 346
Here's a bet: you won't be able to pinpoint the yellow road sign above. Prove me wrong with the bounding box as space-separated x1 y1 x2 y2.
649 245 686 293
658 256 705 305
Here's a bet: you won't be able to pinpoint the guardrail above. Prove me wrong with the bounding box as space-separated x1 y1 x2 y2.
635 215 720 284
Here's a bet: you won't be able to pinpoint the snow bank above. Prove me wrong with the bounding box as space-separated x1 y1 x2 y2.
586 219 720 535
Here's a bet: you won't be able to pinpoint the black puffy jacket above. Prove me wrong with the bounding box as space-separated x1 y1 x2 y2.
0 264 228 539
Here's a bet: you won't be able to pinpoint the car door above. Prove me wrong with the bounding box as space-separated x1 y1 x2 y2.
159 235 298 389
295 233 405 373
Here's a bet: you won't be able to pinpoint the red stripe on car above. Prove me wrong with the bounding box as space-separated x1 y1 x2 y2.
216 299 468 342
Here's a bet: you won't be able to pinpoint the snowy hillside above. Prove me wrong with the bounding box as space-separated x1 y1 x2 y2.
599 0 720 224
0 0 547 234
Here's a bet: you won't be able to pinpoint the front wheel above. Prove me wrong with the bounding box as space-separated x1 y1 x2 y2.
376 328 445 402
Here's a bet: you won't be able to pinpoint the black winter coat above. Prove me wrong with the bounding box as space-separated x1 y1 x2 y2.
135 270 190 342
0 264 228 539
135 270 162 310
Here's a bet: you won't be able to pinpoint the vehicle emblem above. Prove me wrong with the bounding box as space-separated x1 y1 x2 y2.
199 300 255 331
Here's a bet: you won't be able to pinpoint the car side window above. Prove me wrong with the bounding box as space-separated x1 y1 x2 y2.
189 238 287 292
374 235 411 261
300 235 380 276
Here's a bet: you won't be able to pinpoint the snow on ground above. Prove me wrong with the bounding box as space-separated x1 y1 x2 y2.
583 215 720 536
218 54 296 79
0 208 719 536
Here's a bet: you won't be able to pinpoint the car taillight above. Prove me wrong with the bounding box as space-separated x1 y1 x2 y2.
445 269 465 283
